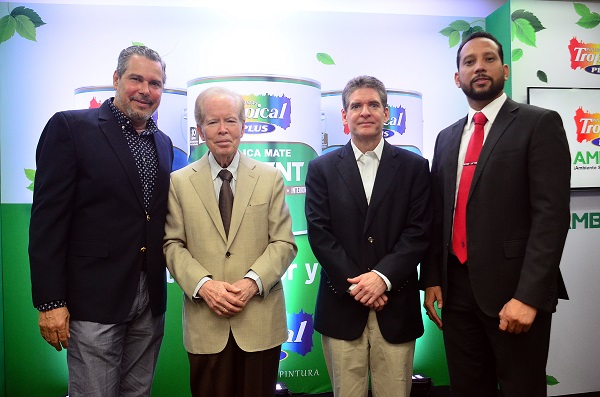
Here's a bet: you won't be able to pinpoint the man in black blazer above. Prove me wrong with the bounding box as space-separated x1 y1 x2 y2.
29 46 173 396
306 76 432 397
422 32 570 397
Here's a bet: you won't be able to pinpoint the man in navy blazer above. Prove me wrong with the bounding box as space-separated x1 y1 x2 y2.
305 76 432 397
29 46 173 396
422 32 570 397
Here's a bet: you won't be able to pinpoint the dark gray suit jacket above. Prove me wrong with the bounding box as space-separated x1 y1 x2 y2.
306 140 432 343
421 97 570 316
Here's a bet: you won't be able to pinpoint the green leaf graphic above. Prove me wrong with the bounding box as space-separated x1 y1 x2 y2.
14 15 36 41
316 52 335 65
132 41 145 46
537 70 548 83
511 9 545 32
546 375 559 386
24 169 36 181
450 20 471 31
0 15 17 44
472 26 484 33
11 6 46 27
576 12 600 29
512 48 524 61
574 3 591 17
27 182 34 192
513 18 537 47
449 30 460 48
439 27 455 37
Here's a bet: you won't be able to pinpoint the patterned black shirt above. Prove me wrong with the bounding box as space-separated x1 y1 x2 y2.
36 98 160 312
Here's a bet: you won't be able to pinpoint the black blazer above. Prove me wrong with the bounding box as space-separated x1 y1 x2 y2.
29 100 173 323
306 141 432 343
422 97 570 316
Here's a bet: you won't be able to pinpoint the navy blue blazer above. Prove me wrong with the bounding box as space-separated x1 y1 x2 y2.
29 100 173 323
306 140 432 343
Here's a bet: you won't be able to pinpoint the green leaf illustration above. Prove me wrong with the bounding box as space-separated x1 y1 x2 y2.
546 375 559 386
537 70 548 83
576 12 600 29
316 52 335 65
511 9 545 32
574 3 591 17
449 30 461 48
449 20 471 31
512 48 524 61
11 6 46 27
25 168 36 191
513 18 537 47
439 27 455 37
0 15 17 44
132 41 145 46
14 14 36 41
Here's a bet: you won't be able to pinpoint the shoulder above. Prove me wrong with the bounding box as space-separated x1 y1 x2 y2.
385 142 428 166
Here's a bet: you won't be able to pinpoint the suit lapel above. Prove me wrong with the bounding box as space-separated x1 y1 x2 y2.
227 154 258 247
444 118 466 206
336 142 368 221
189 155 228 241
97 101 145 210
470 99 518 196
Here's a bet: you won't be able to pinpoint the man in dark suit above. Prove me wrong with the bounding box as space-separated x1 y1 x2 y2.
422 32 570 397
29 46 173 396
305 75 432 397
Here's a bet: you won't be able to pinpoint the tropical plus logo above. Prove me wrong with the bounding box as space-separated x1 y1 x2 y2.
574 107 600 146
383 104 407 138
568 37 600 75
243 94 291 133
280 311 314 360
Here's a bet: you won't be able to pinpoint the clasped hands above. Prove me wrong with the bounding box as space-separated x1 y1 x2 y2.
348 272 388 311
198 278 258 318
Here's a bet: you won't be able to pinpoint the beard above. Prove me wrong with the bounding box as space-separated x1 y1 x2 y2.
460 74 505 102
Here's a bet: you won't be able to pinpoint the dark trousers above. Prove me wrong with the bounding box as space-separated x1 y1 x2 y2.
442 255 552 397
188 331 281 397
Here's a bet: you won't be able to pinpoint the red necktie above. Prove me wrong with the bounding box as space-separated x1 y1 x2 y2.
452 112 487 264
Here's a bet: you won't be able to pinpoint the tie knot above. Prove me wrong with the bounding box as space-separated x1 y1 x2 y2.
218 169 233 182
473 112 487 126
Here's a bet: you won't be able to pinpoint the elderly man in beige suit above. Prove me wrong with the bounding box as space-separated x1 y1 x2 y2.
164 86 297 397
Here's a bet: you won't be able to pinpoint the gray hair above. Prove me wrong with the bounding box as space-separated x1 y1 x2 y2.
341 75 387 111
194 86 246 126
116 45 166 83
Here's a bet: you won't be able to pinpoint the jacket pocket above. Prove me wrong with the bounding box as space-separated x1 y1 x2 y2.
503 239 527 259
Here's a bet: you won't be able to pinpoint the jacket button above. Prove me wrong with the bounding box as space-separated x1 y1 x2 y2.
146 214 151 221
226 252 231 258
367 237 374 243
140 247 147 253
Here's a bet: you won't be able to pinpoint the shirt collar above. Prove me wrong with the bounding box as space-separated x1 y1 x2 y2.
467 92 507 127
208 151 240 181
351 137 384 161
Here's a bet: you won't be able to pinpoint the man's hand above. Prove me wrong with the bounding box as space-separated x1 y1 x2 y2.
498 298 537 334
198 280 244 318
348 272 387 310
424 286 443 330
39 307 70 351
231 278 259 309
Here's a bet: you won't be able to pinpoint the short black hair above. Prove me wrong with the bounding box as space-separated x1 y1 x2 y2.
456 31 504 69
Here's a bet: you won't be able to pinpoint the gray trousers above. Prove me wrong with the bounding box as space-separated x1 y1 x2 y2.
67 272 165 397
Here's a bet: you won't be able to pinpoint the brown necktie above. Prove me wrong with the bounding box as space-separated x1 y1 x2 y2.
218 169 234 237
452 112 487 264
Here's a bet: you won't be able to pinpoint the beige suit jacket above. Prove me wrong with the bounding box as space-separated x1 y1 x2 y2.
164 152 297 354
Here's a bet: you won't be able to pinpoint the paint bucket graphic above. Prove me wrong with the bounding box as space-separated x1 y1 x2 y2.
321 89 423 155
74 86 189 171
186 74 322 234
